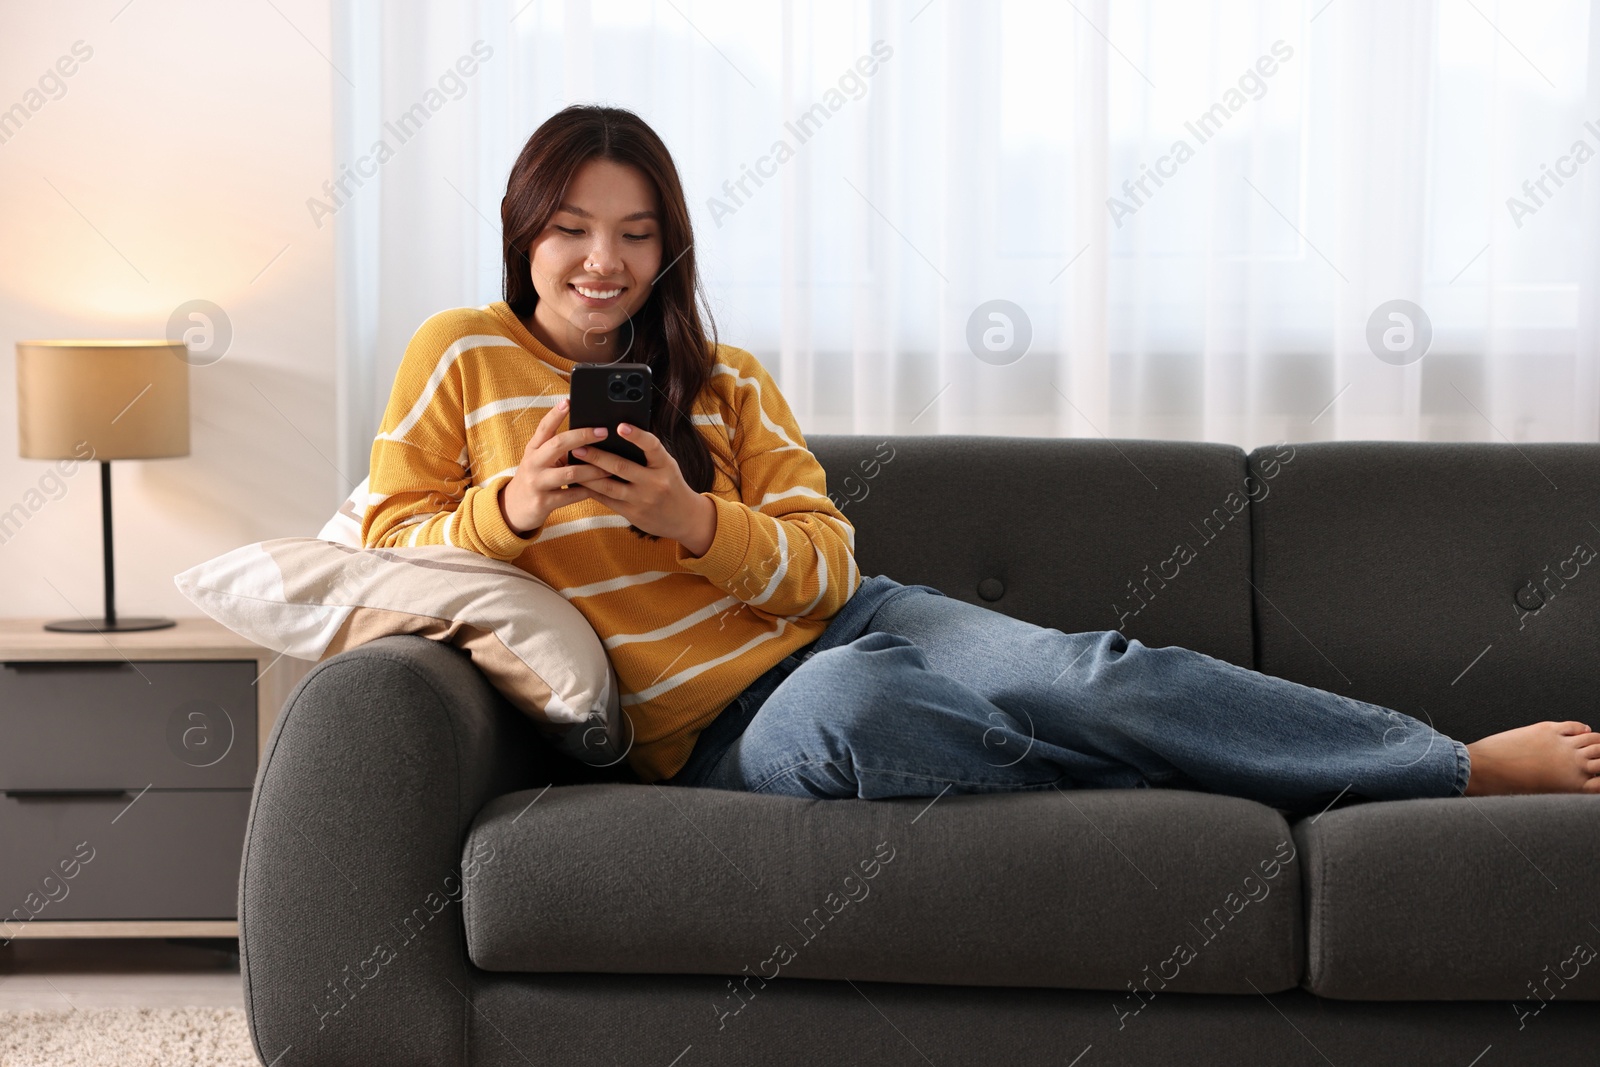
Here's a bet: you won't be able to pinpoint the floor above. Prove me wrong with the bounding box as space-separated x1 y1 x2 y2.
0 938 243 1010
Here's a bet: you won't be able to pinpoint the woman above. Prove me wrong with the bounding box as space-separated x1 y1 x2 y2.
364 104 1600 814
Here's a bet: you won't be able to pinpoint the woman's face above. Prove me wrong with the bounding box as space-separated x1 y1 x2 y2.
526 157 663 362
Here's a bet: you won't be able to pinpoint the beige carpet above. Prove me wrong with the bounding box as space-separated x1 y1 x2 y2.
0 1007 257 1066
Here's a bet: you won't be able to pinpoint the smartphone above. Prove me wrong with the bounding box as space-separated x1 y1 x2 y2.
566 362 652 474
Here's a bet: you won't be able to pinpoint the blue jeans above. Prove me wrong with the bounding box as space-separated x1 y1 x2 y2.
663 575 1471 816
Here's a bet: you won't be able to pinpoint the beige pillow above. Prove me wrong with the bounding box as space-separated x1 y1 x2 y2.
173 535 626 768
316 477 368 548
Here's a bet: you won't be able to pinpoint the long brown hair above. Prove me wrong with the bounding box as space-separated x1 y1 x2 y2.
501 105 731 538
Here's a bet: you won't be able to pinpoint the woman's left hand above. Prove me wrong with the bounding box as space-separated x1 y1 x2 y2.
570 423 715 549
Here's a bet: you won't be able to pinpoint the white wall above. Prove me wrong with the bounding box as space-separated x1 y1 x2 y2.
0 0 338 621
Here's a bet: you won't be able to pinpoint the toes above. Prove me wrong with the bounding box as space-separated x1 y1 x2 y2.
1555 721 1593 736
1584 776 1600 795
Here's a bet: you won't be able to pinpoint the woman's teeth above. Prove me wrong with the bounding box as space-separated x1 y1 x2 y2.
574 284 623 299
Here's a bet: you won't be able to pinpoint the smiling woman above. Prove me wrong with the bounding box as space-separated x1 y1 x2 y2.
499 106 721 506
360 105 863 783
360 104 1600 808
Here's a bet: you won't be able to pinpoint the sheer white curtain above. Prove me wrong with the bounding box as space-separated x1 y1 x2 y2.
329 0 1600 484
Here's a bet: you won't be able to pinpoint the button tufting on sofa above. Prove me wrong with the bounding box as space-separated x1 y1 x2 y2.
239 435 1600 1067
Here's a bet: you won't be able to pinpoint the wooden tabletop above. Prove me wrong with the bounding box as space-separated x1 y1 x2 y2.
0 616 265 659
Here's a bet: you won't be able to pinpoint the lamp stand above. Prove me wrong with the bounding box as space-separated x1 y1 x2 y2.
43 459 176 633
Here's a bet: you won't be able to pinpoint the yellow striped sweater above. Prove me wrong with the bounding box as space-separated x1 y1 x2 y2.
362 301 861 782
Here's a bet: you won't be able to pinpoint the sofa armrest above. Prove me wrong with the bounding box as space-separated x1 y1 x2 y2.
239 635 559 1067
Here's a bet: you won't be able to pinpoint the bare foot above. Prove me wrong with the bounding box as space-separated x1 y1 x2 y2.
1463 721 1600 796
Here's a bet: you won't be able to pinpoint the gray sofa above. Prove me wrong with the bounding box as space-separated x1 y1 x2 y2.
239 436 1600 1066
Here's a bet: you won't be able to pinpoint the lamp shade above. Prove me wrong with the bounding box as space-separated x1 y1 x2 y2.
16 340 189 461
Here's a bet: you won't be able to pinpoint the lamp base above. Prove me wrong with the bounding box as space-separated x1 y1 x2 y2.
43 616 177 633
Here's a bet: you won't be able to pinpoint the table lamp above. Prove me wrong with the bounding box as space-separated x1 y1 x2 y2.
15 339 190 632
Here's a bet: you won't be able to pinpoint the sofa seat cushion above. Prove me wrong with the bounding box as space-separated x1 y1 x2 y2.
463 782 1304 995
1295 795 1600 1000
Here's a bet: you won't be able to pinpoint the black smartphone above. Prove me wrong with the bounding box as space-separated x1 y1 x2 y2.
566 362 652 474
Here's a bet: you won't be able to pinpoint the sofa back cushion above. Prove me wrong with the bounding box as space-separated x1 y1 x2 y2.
1249 441 1600 742
809 435 1257 668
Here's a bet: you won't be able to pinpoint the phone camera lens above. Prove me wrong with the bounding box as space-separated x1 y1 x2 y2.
608 380 625 396
626 388 642 401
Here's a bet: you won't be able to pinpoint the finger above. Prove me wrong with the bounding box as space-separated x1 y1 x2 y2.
530 398 570 447
551 463 614 488
566 486 600 510
539 428 605 470
551 485 591 506
572 443 632 475
615 423 663 464
580 487 627 517
580 469 628 499
556 425 610 453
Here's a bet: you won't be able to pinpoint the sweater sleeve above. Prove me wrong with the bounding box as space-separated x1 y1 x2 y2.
672 351 860 621
361 317 540 561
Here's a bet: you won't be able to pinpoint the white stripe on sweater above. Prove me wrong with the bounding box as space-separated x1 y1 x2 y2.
559 570 676 600
466 394 563 429
817 512 857 551
620 617 799 706
603 594 742 650
796 525 829 616
375 335 522 445
758 484 828 509
748 520 790 607
691 412 734 439
533 512 634 542
481 465 519 487
710 364 803 453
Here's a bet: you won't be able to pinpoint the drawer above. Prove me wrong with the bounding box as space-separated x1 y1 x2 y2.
0 660 257 790
0 789 249 922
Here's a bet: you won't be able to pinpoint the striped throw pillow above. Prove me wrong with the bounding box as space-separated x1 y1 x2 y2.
174 536 627 768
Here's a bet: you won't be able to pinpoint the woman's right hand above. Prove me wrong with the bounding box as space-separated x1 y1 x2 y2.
498 398 613 536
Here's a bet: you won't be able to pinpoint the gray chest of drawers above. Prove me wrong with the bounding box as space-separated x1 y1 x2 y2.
0 617 311 941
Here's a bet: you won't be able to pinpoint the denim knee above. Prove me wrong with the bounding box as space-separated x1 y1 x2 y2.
805 631 921 693
760 632 920 742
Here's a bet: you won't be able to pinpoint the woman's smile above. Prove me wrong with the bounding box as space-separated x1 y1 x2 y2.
570 281 628 308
